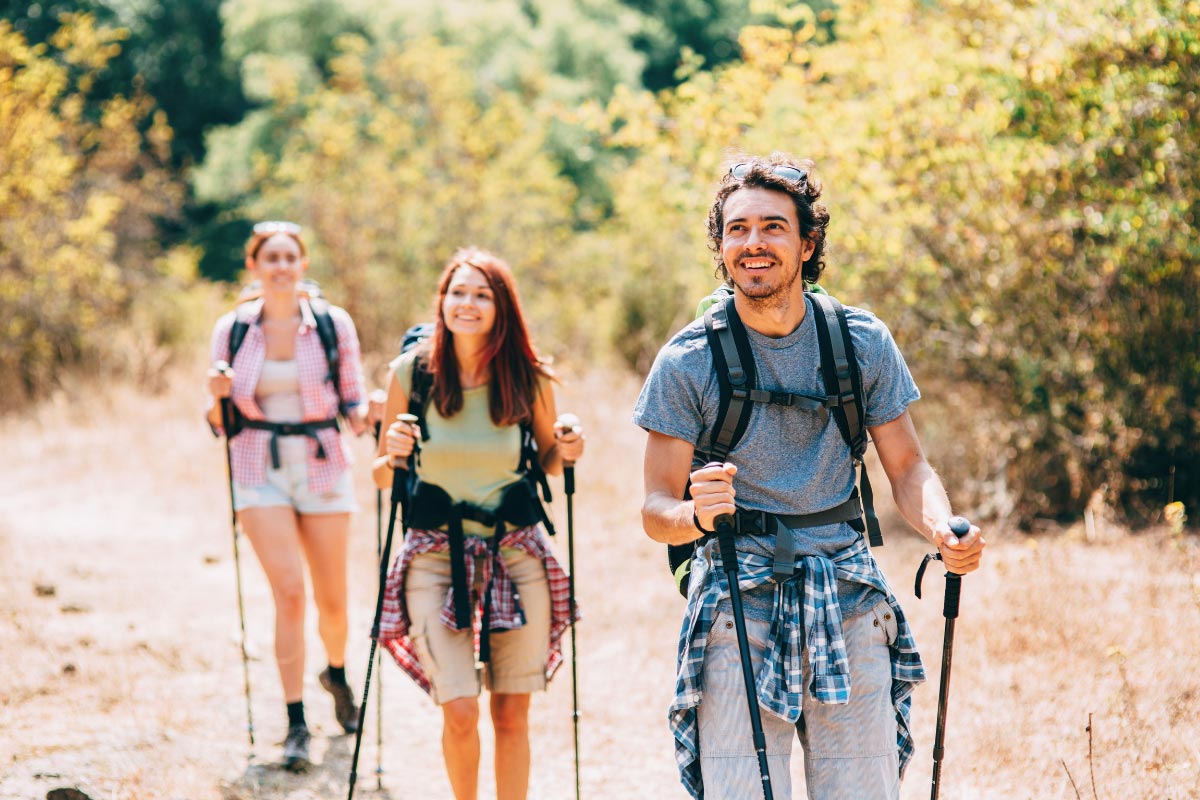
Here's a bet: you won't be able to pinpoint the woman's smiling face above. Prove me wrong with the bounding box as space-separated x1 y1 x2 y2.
441 264 496 339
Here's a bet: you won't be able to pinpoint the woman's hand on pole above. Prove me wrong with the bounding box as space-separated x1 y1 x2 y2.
366 389 388 434
554 413 585 464
384 414 419 466
208 361 234 399
347 403 370 437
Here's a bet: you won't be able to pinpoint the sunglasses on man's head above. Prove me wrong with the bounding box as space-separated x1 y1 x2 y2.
253 220 302 236
729 163 808 186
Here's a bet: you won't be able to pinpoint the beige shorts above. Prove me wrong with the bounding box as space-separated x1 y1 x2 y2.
405 548 551 704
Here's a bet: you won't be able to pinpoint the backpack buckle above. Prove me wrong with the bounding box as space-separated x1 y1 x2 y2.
769 391 793 406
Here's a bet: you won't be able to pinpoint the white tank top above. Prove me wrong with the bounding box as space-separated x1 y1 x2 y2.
255 360 307 465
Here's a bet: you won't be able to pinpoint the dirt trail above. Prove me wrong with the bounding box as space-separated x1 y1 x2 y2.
2 368 1199 799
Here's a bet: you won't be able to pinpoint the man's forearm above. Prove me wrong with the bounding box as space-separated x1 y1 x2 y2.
890 461 953 544
642 491 706 546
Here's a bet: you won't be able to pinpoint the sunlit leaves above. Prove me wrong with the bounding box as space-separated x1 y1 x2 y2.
0 15 196 409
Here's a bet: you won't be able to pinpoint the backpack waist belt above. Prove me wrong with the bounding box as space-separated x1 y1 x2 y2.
732 490 865 581
240 418 340 469
408 479 544 662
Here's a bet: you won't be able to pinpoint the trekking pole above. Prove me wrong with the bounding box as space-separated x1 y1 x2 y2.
914 516 972 800
710 462 773 800
215 361 255 754
558 413 582 800
369 391 387 790
348 413 419 800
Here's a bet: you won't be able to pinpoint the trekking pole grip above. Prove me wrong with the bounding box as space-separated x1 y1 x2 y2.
557 413 580 496
715 513 738 568
389 413 420 506
942 517 971 620
215 361 234 433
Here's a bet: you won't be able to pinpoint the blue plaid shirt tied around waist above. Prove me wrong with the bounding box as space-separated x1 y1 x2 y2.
668 536 926 800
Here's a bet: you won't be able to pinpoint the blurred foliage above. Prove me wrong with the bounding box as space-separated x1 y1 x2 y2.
3 0 1197 525
194 33 581 362
0 14 211 410
2 0 247 168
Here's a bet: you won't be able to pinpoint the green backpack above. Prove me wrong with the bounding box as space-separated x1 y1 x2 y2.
668 284 882 596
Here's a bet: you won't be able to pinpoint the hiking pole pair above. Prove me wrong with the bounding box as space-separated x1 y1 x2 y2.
215 361 256 754
348 413 419 800
708 464 774 800
558 413 582 799
915 516 973 800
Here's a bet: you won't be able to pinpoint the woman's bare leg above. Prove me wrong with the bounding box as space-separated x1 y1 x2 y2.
238 506 307 701
296 512 351 666
442 697 481 799
491 693 531 800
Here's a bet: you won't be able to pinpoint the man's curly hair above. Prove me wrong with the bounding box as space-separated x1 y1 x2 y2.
706 153 829 285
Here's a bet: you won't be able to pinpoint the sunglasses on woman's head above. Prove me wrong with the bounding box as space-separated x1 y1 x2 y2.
729 163 808 186
253 220 302 236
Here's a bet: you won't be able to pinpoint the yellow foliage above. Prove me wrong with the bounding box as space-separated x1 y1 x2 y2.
0 15 191 410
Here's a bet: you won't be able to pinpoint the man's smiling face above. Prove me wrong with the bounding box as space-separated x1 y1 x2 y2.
720 186 815 303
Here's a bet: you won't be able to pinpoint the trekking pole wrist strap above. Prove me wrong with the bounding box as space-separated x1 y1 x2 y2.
693 510 716 535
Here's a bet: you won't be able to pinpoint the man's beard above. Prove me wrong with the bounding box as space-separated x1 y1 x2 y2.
734 256 803 311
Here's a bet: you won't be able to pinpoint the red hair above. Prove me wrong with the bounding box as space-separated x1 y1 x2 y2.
424 247 552 426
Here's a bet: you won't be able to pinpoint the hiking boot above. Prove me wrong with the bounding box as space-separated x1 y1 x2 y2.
319 667 360 733
282 723 310 772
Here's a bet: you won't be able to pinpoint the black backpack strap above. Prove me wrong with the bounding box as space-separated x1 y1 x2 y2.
703 296 757 461
224 309 255 439
228 319 250 362
808 292 882 547
307 298 346 414
518 420 556 536
408 354 435 441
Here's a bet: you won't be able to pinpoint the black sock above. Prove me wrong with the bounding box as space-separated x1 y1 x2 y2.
287 701 306 728
326 664 347 686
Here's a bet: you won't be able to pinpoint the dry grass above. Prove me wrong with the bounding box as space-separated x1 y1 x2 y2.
1 362 1198 799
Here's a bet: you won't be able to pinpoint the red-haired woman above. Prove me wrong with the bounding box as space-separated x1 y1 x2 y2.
206 222 369 771
372 247 585 800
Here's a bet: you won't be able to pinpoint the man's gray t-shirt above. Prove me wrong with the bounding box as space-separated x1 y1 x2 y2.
633 294 920 620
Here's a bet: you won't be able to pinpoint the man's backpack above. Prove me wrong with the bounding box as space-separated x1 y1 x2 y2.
668 286 883 596
397 323 556 537
225 284 348 436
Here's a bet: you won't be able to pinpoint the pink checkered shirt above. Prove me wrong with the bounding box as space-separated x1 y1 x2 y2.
377 524 580 696
208 298 366 494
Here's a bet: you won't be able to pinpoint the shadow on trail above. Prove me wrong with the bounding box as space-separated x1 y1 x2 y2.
220 731 396 800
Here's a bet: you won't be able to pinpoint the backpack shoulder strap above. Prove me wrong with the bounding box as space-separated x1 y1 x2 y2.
807 292 882 546
227 301 259 363
308 298 344 411
228 319 250 363
517 419 556 536
703 295 757 461
408 353 435 441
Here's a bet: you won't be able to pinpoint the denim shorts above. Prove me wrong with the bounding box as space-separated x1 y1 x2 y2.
233 457 358 514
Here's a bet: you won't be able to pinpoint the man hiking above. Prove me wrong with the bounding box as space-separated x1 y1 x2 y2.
635 154 986 799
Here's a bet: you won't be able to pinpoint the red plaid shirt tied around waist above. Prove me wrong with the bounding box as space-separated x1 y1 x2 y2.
208 298 366 494
377 524 580 696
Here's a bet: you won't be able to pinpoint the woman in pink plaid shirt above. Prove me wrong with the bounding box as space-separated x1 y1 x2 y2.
372 247 585 800
206 222 370 771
